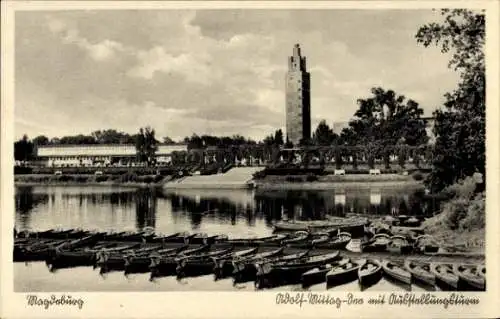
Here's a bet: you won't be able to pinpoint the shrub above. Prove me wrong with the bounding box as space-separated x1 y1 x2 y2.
95 175 109 183
306 174 317 182
413 172 424 181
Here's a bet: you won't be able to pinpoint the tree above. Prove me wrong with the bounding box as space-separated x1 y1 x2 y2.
274 129 284 146
342 87 428 162
416 9 485 192
14 135 34 162
135 127 158 166
312 120 337 146
32 135 49 146
163 136 176 145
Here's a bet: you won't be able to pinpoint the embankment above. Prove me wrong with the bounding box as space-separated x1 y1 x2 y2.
422 177 485 252
254 174 424 190
14 174 168 188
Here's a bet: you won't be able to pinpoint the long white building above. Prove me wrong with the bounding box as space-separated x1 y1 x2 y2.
35 144 188 167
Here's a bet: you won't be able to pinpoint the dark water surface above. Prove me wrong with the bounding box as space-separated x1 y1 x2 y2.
14 185 439 292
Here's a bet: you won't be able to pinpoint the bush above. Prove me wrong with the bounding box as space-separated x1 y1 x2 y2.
95 175 109 183
305 174 317 182
413 172 424 181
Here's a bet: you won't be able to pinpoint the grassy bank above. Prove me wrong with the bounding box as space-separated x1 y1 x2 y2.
254 173 424 190
423 176 485 252
14 174 170 187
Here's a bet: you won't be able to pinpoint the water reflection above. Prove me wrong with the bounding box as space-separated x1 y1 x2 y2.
14 186 441 235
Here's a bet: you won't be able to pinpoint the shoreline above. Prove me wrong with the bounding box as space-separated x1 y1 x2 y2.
14 174 424 190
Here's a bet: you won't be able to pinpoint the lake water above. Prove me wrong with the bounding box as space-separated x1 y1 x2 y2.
14 185 440 292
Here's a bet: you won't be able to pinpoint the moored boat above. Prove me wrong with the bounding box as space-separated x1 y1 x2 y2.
175 246 234 277
212 247 259 278
315 232 351 249
358 259 382 288
232 250 308 283
255 251 340 288
97 244 163 272
149 245 210 278
124 245 189 274
387 235 413 254
453 264 486 291
326 259 366 288
430 263 459 290
404 259 435 287
362 234 391 252
381 259 411 285
301 257 349 288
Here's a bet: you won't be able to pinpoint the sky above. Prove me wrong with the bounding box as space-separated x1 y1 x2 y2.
14 9 460 142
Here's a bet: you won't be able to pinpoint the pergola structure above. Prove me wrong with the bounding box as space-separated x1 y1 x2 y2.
184 144 434 169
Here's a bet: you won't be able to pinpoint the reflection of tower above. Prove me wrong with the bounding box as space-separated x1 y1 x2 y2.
135 189 157 231
285 44 311 145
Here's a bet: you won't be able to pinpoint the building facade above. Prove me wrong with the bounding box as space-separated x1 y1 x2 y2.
35 144 188 167
285 44 311 145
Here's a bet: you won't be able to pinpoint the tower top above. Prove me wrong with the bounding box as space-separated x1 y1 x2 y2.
293 44 301 57
288 44 306 72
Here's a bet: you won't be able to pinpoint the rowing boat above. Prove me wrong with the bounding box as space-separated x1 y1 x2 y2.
453 264 485 291
124 245 189 274
212 247 259 278
315 232 351 249
404 259 435 286
358 259 382 288
301 257 349 288
362 234 391 252
255 252 340 288
97 244 163 272
149 245 210 278
232 250 308 283
326 259 366 288
430 263 458 290
381 259 411 285
175 247 234 277
387 235 413 254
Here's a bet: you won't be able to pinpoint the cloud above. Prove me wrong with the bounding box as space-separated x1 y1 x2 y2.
15 10 460 141
46 15 127 61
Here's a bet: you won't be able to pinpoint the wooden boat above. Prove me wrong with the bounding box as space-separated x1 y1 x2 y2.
301 257 349 288
47 242 125 269
315 232 351 249
387 235 413 254
273 218 366 233
478 265 486 278
212 247 259 278
453 264 486 291
97 244 163 272
358 259 382 288
149 245 211 277
326 259 367 288
282 231 310 245
255 252 340 288
226 247 285 279
430 263 459 290
175 247 234 276
14 239 69 262
225 234 288 247
189 233 222 245
381 259 411 285
362 234 391 252
404 259 435 287
414 235 439 253
150 232 182 243
232 250 308 283
401 216 421 227
124 245 189 274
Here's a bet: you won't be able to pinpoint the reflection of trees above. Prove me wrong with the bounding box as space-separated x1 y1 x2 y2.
15 186 49 230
